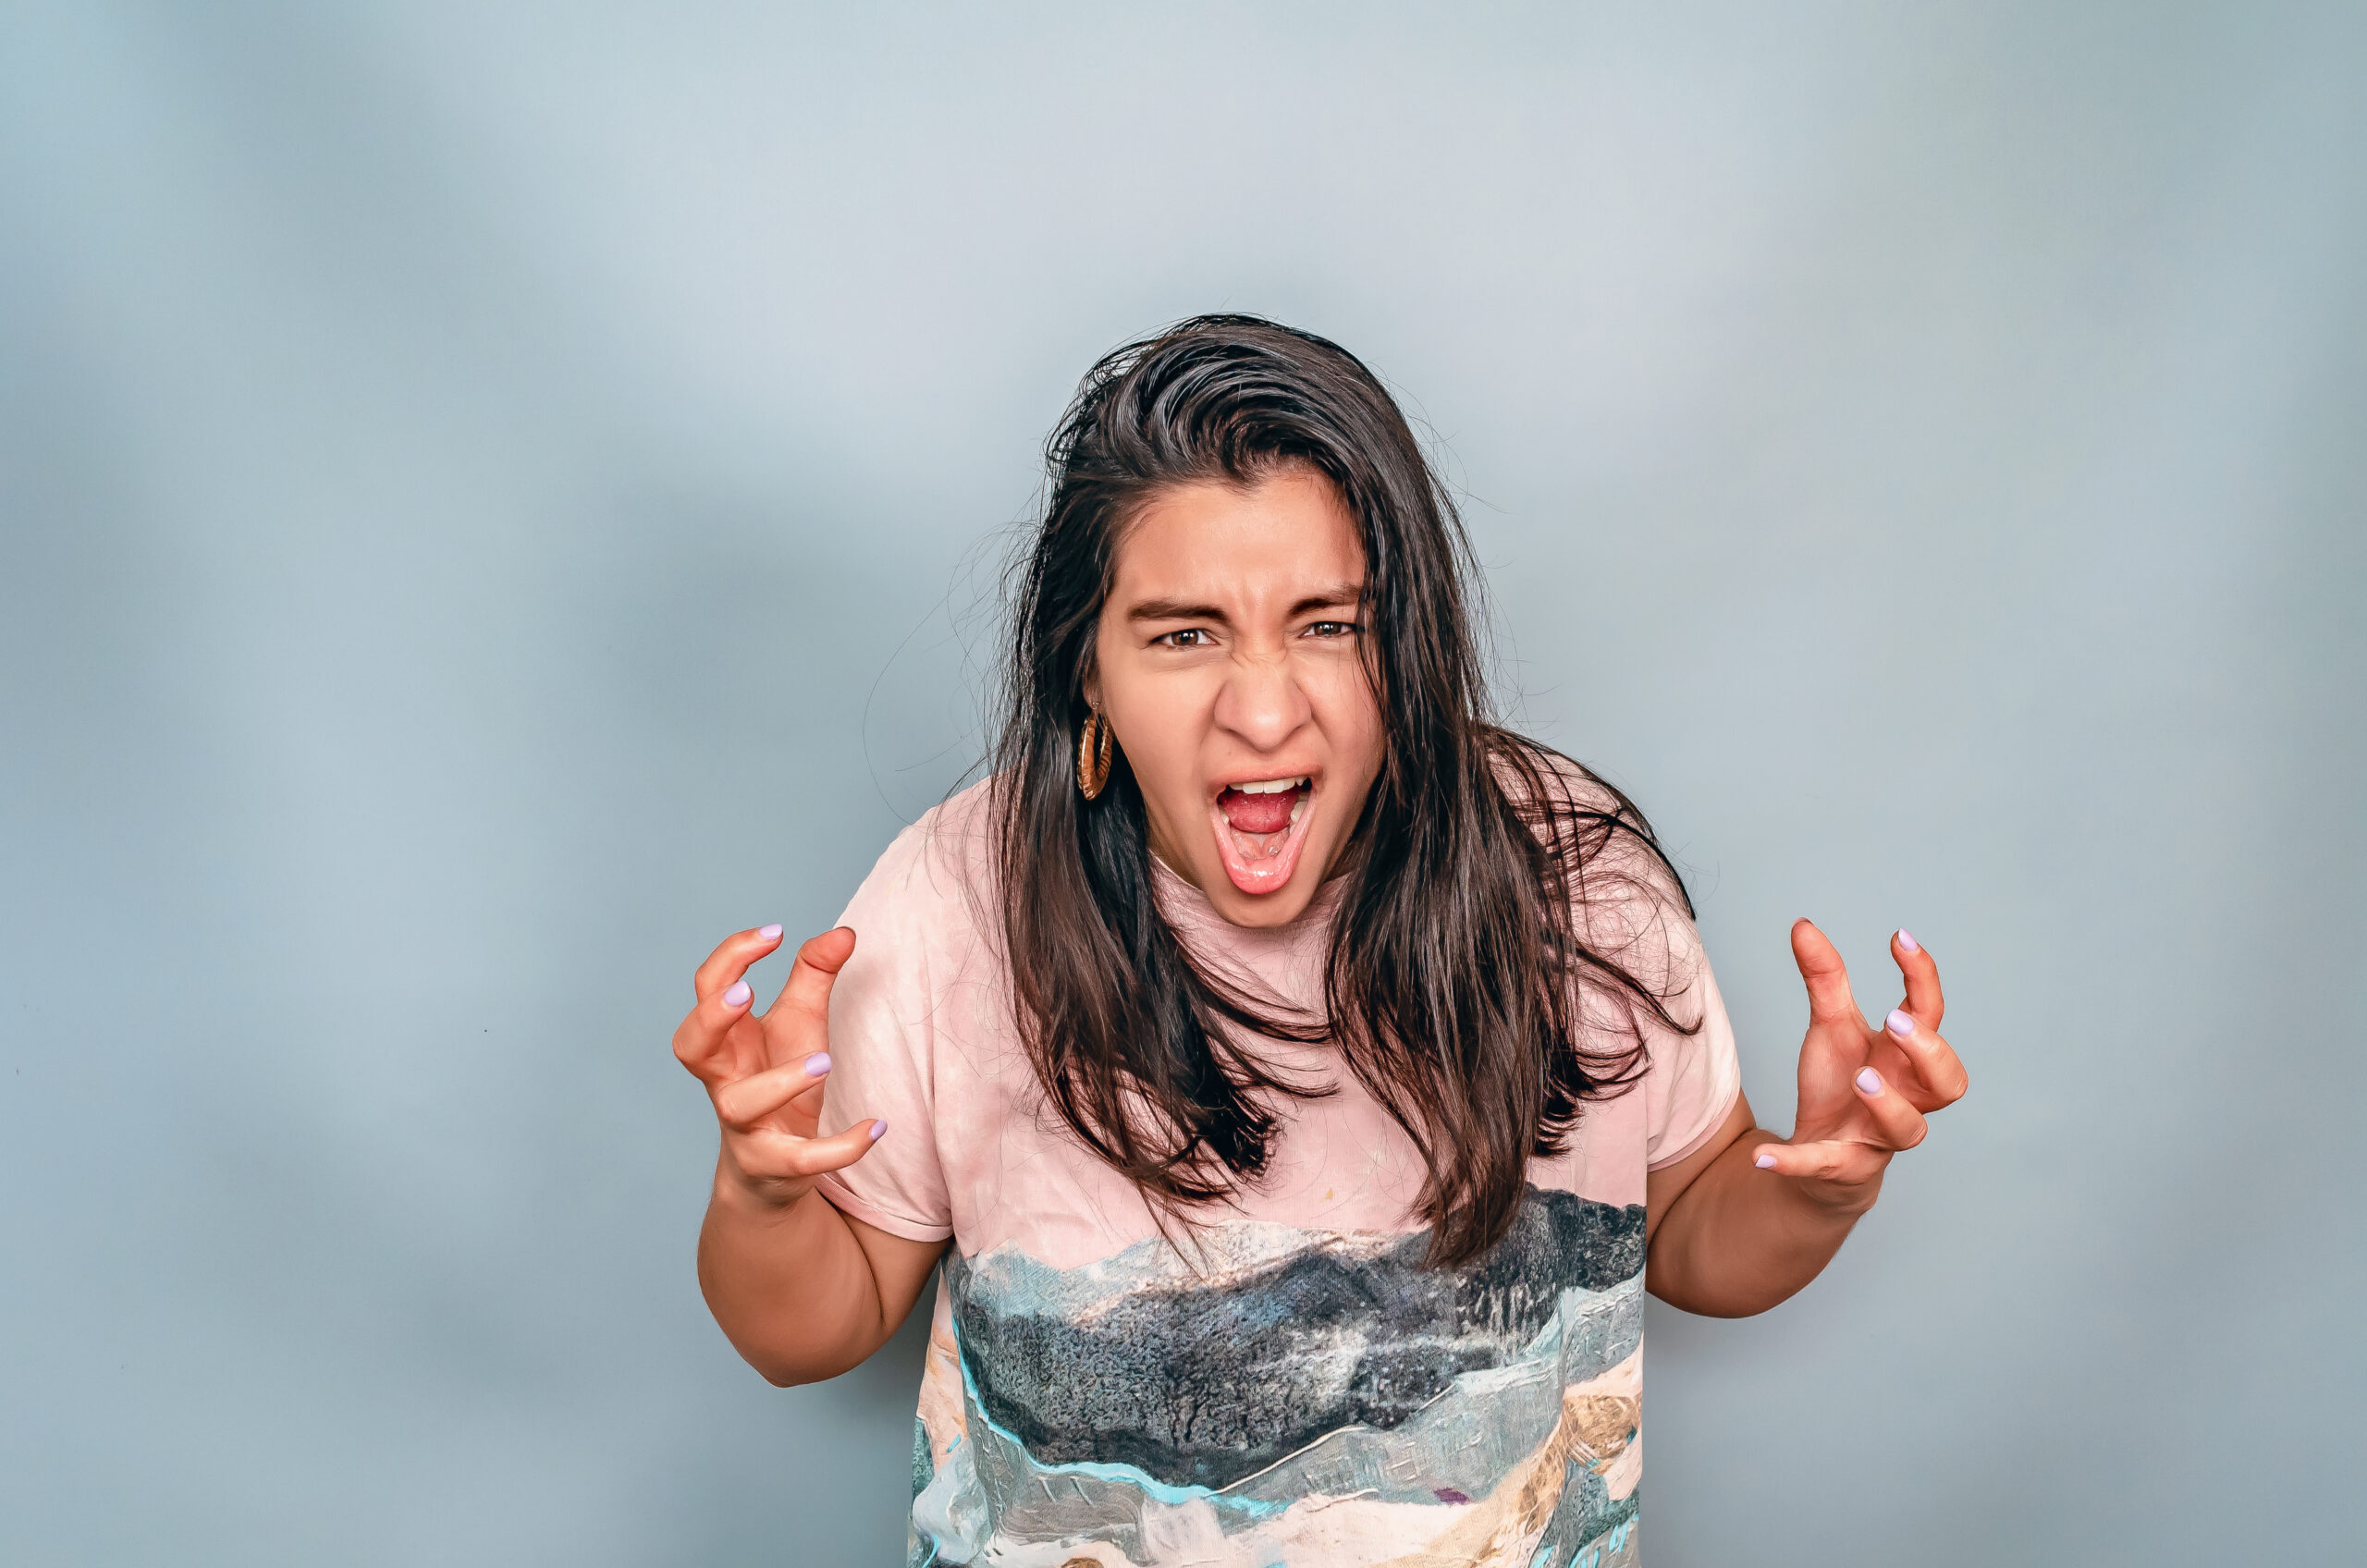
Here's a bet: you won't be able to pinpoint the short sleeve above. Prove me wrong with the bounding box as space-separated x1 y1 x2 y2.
1643 935 1743 1170
812 826 957 1243
1506 744 1741 1170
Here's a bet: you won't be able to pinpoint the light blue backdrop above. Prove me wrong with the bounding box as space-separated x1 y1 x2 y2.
3 4 2360 1563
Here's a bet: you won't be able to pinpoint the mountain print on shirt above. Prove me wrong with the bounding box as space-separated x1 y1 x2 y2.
908 1187 1649 1568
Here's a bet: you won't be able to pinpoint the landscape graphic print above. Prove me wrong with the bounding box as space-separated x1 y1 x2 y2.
908 1186 1649 1568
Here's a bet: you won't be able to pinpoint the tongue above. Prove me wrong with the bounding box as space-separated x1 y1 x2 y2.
1219 787 1298 836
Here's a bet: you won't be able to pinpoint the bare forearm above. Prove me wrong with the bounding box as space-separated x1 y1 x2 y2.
1647 1130 1875 1317
696 1164 889 1385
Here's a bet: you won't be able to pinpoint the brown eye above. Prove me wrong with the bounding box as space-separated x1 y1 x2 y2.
1306 620 1357 638
1157 629 1209 648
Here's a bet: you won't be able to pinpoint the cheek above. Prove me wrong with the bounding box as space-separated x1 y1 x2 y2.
1098 668 1208 801
1310 666 1387 782
1118 712 1196 796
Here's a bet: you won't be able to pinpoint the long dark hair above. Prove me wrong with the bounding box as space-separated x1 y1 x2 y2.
989 314 1696 1268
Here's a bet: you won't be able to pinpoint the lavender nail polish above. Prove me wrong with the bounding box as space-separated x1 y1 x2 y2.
1886 1009 1915 1038
805 1052 832 1077
1896 929 1920 954
869 1119 889 1141
1754 1150 1777 1170
758 924 784 942
1856 1066 1884 1095
721 980 752 1008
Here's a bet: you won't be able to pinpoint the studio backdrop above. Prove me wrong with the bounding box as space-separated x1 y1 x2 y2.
2 4 2360 1564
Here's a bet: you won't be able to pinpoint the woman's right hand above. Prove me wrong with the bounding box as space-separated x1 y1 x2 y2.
671 924 885 1211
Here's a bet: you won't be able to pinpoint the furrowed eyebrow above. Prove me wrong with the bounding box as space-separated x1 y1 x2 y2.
1126 598 1233 624
1122 583 1365 624
1290 583 1365 617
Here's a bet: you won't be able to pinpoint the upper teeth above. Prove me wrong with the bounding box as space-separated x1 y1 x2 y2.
1233 778 1307 794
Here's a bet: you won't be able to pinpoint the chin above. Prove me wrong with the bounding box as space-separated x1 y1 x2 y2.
1202 864 1330 927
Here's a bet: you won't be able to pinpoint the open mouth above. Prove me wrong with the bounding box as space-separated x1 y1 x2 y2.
1209 776 1315 896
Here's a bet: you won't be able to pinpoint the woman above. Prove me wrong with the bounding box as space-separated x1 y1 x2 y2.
671 316 1966 1567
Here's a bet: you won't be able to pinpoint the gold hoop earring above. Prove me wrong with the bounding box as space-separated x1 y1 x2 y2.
1076 708 1114 801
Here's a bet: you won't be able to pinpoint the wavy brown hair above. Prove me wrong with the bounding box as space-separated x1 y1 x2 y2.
989 314 1697 1268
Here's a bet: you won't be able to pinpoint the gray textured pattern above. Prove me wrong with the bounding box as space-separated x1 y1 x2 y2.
948 1192 1644 1487
913 1196 1648 1563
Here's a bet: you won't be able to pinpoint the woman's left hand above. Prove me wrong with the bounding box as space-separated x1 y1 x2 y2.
1750 920 1969 1207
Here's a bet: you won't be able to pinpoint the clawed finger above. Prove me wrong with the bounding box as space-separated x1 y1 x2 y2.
1790 920 1864 1029
1892 928 1945 1030
1751 1137 1889 1185
767 926 857 1022
693 923 788 1000
732 1117 889 1182
1848 1062 1930 1149
753 927 855 1066
674 925 788 1085
1878 1006 1969 1109
670 964 767 1084
714 1051 835 1131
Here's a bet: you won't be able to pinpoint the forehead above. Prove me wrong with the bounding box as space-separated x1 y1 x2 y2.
1110 468 1363 606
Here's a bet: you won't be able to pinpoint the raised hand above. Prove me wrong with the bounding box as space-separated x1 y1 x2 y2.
671 924 886 1210
1751 920 1968 1201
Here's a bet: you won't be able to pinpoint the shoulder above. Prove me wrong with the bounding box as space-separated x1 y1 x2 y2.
1484 731 1686 902
1484 729 1699 995
828 778 1014 1038
842 776 1004 942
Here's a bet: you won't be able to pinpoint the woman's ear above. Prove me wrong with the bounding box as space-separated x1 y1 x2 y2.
1081 660 1101 712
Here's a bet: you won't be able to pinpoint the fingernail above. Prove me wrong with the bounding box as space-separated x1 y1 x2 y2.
1754 1150 1777 1170
721 980 752 1009
1856 1066 1884 1096
758 924 783 942
804 1052 831 1077
1896 928 1919 953
1886 1009 1914 1038
869 1119 888 1141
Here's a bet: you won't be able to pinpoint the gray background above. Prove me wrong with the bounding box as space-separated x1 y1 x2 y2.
3 3 2360 1563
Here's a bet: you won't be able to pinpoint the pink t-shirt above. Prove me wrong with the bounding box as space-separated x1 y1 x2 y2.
816 778 1739 1568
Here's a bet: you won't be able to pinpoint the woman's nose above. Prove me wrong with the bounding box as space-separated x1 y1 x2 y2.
1211 654 1312 750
